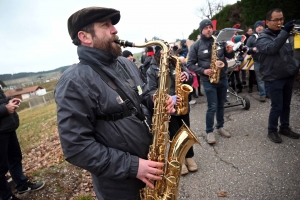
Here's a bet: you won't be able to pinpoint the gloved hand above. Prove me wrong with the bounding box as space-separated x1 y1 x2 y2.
283 19 296 33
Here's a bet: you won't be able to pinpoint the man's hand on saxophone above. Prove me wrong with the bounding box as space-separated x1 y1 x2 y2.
152 94 176 114
180 72 189 82
204 69 214 76
137 159 164 189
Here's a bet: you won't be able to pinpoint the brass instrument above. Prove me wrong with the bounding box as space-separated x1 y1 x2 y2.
115 39 200 200
279 24 300 35
209 35 225 84
174 57 193 116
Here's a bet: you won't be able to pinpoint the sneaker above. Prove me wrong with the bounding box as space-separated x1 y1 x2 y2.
268 132 282 143
10 195 22 200
206 132 216 144
18 181 45 194
192 94 198 98
181 163 189 175
217 128 231 138
260 96 266 102
279 127 300 139
248 88 253 93
185 158 198 172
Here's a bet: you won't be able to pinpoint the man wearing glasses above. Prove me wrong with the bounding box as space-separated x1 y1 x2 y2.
256 8 299 143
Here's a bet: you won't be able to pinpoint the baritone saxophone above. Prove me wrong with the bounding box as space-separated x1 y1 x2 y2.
115 39 200 200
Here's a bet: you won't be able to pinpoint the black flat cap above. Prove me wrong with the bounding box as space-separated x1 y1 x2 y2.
68 6 120 39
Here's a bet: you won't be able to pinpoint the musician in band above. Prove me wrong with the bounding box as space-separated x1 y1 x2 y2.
256 8 300 143
146 47 198 175
55 7 175 199
187 19 234 144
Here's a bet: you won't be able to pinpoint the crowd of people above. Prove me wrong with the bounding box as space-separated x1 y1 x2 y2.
1 6 299 200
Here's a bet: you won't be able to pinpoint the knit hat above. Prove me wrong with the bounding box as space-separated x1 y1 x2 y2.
67 7 120 40
199 19 213 33
122 50 133 58
254 20 264 29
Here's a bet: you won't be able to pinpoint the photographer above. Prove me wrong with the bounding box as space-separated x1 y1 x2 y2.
0 85 44 200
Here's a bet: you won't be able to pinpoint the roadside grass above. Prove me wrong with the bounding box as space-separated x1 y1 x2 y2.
17 101 57 153
75 195 94 200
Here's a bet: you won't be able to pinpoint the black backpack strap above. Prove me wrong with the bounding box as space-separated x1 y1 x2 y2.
80 61 146 122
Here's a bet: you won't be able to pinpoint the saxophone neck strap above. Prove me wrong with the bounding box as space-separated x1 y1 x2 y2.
80 61 145 122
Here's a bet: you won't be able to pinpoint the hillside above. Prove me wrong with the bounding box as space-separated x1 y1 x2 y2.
0 66 70 82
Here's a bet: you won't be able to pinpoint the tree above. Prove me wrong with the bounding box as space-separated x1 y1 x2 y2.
196 0 225 19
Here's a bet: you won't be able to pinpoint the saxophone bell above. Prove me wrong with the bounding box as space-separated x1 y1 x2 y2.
215 60 225 68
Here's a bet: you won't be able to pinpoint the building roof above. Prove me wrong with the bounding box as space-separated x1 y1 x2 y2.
4 86 44 97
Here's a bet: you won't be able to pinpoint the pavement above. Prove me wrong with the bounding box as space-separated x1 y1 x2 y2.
178 86 300 200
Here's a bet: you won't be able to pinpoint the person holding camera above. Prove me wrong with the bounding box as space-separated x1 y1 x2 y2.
0 86 44 200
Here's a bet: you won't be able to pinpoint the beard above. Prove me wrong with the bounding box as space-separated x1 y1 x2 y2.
93 35 122 58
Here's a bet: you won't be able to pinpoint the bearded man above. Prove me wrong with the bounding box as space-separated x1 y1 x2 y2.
55 7 175 200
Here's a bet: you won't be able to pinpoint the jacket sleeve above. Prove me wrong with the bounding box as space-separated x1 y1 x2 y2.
0 104 9 118
256 30 290 55
55 77 138 180
186 41 204 75
246 35 256 54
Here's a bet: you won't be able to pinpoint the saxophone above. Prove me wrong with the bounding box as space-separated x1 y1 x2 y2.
209 35 225 84
174 57 193 116
116 39 200 200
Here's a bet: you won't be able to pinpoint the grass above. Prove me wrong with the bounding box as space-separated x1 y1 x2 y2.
17 101 57 153
74 195 94 200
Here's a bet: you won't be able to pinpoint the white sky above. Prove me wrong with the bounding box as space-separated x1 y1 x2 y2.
0 0 237 75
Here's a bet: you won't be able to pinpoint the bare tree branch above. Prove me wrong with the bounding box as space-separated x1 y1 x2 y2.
196 0 224 19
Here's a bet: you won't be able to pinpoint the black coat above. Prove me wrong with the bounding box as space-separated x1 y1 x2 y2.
256 29 300 81
0 89 19 133
186 36 234 82
55 45 153 200
146 57 193 115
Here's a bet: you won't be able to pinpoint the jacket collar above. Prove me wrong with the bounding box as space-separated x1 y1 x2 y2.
77 45 116 66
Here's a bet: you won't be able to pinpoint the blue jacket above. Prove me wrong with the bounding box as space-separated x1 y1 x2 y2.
256 29 299 81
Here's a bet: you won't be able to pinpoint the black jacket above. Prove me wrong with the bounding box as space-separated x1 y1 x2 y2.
55 45 153 200
256 29 300 81
186 35 234 82
246 33 260 62
0 89 19 133
146 57 193 115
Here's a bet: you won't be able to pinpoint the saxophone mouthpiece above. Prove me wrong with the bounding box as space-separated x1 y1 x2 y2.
114 40 134 47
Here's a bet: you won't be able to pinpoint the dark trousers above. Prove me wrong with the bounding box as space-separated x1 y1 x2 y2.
248 70 256 89
0 131 28 200
202 78 228 133
169 114 194 158
265 77 295 132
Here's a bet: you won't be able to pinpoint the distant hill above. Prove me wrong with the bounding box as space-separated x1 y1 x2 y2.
0 66 70 81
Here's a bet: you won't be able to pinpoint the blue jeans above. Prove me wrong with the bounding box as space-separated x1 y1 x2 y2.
254 62 266 97
265 77 295 132
0 131 28 200
202 78 228 133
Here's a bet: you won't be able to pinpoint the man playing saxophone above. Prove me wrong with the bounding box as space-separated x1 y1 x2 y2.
55 6 175 200
147 46 198 175
187 19 234 144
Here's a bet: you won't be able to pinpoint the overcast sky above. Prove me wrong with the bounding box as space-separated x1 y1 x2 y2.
0 0 237 75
